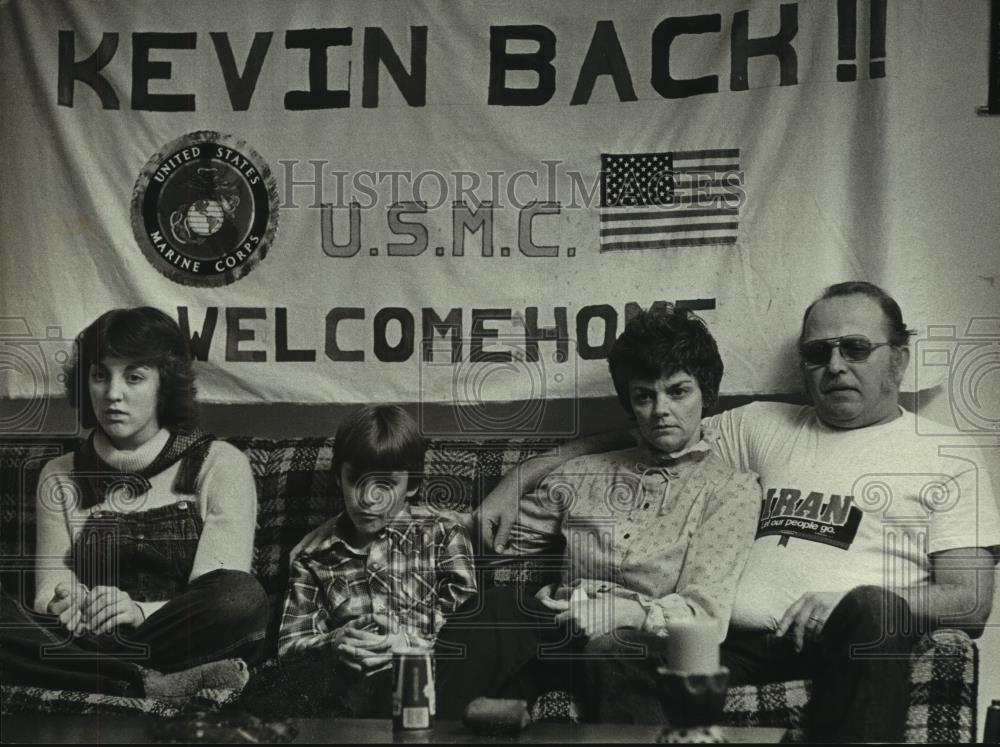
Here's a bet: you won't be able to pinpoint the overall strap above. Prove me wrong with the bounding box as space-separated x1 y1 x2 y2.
172 436 216 495
72 430 216 508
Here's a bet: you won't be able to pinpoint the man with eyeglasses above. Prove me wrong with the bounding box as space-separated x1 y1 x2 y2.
476 281 1000 742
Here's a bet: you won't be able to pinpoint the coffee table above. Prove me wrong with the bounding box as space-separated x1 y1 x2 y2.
1 714 785 743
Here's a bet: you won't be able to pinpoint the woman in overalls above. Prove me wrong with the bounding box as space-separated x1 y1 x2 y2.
1 307 267 696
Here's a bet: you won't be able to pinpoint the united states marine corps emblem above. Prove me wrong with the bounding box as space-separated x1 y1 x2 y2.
130 131 279 287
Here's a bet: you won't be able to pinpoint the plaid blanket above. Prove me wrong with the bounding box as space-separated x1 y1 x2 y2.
0 685 242 717
0 438 980 741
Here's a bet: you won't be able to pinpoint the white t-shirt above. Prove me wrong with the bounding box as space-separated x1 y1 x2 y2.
706 402 1000 631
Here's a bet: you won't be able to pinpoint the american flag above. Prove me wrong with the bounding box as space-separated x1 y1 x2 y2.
599 149 742 251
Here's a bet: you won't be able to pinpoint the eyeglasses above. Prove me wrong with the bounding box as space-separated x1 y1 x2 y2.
798 335 894 366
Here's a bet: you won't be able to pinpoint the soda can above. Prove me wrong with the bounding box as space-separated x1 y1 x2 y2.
392 647 435 731
984 699 1000 744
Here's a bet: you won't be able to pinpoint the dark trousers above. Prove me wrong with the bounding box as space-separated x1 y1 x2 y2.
240 650 395 719
435 585 671 723
0 569 268 694
722 585 917 743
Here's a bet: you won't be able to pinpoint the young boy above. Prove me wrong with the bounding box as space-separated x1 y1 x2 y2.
242 405 477 718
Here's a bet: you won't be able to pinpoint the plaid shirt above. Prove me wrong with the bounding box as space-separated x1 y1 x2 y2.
278 506 477 659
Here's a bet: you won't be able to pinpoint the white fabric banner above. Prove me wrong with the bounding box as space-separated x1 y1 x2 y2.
1 1 997 413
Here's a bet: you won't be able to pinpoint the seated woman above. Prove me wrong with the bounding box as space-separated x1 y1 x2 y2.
436 306 761 722
0 307 267 697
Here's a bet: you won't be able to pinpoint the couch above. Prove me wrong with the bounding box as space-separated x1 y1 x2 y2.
0 436 980 742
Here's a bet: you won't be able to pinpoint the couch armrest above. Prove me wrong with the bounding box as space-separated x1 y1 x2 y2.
906 628 978 743
719 629 978 743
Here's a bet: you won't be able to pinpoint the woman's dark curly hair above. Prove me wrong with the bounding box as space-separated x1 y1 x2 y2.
65 307 198 431
608 306 724 416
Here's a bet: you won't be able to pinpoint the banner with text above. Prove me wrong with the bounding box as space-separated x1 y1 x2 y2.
1 0 995 422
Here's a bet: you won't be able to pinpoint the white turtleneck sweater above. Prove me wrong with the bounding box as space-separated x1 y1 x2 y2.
33 428 257 618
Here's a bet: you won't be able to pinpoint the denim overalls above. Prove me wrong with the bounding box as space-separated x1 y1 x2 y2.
72 500 203 602
0 434 267 692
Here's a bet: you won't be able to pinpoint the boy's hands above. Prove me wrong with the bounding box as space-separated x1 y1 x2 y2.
332 614 413 673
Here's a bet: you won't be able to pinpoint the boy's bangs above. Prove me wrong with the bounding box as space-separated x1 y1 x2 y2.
342 436 424 478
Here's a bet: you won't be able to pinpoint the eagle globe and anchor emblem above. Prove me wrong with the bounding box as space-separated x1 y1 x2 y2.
179 193 230 241
130 131 279 287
